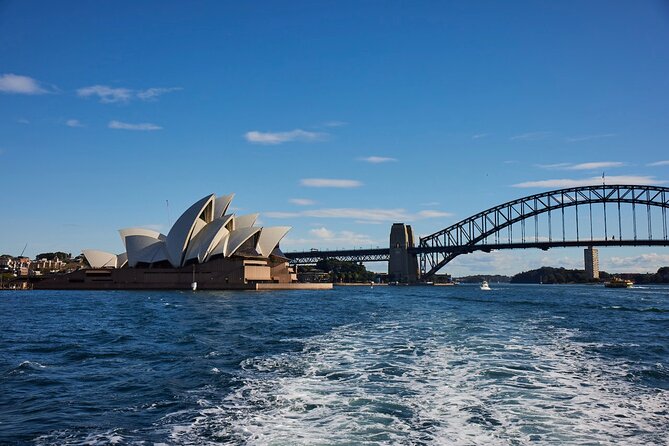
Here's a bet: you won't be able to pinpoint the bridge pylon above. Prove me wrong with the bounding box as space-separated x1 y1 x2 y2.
388 223 420 283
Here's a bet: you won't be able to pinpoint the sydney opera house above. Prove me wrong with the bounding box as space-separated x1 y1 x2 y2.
36 193 328 290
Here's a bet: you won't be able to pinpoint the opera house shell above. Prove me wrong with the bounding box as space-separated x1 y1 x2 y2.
34 193 323 290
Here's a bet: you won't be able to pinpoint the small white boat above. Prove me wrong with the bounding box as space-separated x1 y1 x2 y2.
480 280 491 291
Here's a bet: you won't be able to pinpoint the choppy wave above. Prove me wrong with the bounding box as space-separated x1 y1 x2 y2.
1 286 667 445
168 319 669 445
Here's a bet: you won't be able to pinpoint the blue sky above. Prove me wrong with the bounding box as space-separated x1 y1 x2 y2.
1 1 668 275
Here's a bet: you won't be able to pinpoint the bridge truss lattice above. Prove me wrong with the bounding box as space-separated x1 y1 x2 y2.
419 184 669 278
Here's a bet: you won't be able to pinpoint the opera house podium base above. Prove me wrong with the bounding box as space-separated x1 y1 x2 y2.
34 257 331 291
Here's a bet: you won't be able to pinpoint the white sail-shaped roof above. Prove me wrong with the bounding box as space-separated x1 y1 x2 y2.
214 194 235 219
116 252 128 268
165 194 215 267
125 235 169 267
82 250 118 268
118 227 165 247
207 232 231 259
226 227 261 257
257 226 291 257
183 215 234 264
233 213 259 230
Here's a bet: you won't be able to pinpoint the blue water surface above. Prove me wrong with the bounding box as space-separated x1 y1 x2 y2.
1 284 668 445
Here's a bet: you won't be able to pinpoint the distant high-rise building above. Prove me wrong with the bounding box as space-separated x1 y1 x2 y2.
584 247 599 280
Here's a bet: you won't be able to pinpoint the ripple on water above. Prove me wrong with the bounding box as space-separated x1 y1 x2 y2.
1 286 667 445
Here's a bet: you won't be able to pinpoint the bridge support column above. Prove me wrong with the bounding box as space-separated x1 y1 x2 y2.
388 223 419 283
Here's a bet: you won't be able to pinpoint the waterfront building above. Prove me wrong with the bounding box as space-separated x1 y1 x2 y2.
584 246 599 280
34 193 325 290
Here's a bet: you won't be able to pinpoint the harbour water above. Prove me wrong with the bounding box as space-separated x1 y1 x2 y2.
1 284 667 445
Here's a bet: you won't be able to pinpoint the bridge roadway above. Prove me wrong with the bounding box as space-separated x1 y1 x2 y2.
285 239 669 265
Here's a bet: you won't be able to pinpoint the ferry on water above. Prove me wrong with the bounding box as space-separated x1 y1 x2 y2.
604 277 634 288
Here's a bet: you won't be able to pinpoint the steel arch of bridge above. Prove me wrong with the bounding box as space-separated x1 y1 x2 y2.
419 184 669 278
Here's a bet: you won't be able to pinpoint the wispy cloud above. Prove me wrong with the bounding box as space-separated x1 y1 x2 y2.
416 210 452 218
66 119 83 128
512 175 666 188
322 120 347 127
289 198 316 206
300 178 362 188
472 133 488 139
245 129 327 145
568 161 625 170
17 118 30 125
282 228 376 249
77 85 181 103
108 120 162 131
136 87 182 101
0 74 50 94
648 160 669 167
358 156 397 164
265 207 452 223
510 131 551 141
538 161 625 171
78 85 132 103
537 163 572 169
565 133 616 143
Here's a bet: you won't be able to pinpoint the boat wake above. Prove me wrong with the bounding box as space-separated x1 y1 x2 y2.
166 318 668 445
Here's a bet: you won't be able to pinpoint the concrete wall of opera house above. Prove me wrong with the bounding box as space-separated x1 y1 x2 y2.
34 257 332 291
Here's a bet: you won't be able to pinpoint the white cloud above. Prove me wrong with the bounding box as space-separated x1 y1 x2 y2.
512 175 666 188
539 161 625 171
417 210 453 218
136 87 182 101
602 253 669 273
565 133 616 142
66 119 83 128
77 85 181 103
265 207 451 223
282 228 377 249
310 227 335 239
472 133 488 139
537 163 572 169
359 156 397 164
108 120 162 131
245 129 327 145
510 131 551 141
290 198 316 206
300 178 362 188
78 85 133 103
648 160 669 167
568 161 625 170
322 120 347 127
17 118 30 124
448 250 587 277
0 74 49 94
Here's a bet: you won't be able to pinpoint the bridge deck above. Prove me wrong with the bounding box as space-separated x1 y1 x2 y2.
286 239 669 264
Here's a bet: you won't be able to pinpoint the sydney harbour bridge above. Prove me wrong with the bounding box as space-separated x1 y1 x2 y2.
285 184 669 282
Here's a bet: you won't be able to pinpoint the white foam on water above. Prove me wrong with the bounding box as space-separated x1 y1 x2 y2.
33 429 125 446
166 317 669 445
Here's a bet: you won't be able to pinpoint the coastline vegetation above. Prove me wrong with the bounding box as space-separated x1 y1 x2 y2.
510 266 669 284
